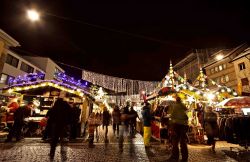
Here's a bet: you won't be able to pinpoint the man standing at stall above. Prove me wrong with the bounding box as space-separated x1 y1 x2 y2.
168 96 189 162
141 102 152 148
5 101 34 142
69 98 81 140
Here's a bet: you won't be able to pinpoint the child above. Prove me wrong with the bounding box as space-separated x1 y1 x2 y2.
88 113 96 147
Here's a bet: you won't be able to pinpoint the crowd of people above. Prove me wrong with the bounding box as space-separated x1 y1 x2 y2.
2 95 220 161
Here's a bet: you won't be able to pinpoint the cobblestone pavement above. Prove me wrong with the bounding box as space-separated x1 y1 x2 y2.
0 126 250 162
148 141 250 162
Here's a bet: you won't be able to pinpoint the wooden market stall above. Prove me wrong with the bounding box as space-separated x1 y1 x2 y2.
1 80 94 137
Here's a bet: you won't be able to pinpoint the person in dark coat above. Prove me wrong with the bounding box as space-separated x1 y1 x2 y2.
168 97 189 162
112 105 121 137
5 102 34 142
129 106 138 137
141 102 152 147
69 101 81 140
204 106 218 153
49 98 71 159
102 107 111 139
42 108 53 141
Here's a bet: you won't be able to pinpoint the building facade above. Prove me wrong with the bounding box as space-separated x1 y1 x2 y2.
173 48 220 83
203 44 248 91
0 29 45 88
231 47 250 95
23 56 64 80
0 29 64 89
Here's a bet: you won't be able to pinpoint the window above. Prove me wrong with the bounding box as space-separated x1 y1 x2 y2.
219 65 223 71
241 78 249 86
55 67 62 74
210 68 214 74
6 54 19 68
0 73 14 85
216 78 220 84
36 70 45 80
221 77 225 83
215 66 218 72
0 74 8 84
20 62 34 73
225 75 230 82
238 62 246 71
223 64 227 69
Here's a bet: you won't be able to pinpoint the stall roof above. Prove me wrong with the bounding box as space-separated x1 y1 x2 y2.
1 80 92 98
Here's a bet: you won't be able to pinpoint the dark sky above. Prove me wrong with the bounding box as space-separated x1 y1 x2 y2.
0 1 250 81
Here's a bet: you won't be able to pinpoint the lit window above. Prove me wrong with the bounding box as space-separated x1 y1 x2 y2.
221 77 225 83
215 66 218 72
238 62 246 71
223 64 227 69
219 65 223 71
210 68 214 74
225 75 229 82
0 74 8 84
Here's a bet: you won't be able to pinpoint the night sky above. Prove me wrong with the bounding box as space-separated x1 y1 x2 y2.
0 1 249 81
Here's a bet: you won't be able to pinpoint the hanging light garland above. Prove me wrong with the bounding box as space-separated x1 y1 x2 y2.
3 80 90 98
82 69 159 95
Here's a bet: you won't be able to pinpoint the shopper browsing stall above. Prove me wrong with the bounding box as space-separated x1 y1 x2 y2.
5 102 34 142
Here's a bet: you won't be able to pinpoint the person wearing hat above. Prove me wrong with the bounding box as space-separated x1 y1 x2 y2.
168 96 189 162
5 101 34 142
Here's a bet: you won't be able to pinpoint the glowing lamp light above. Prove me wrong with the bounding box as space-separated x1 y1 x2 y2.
8 89 14 93
189 87 194 91
233 92 237 96
227 88 232 93
187 96 195 102
221 89 225 93
27 9 40 22
207 93 215 100
215 54 224 61
196 91 201 95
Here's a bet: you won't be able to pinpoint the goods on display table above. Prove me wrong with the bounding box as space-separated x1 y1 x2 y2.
0 80 93 138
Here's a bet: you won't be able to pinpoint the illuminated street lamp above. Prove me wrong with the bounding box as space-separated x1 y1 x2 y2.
215 54 224 61
27 9 40 22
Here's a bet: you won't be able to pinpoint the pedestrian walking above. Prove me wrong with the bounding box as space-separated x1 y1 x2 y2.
141 102 152 148
94 112 101 140
5 101 34 142
88 112 96 147
102 107 111 140
112 105 121 137
129 106 138 137
204 106 218 153
69 100 81 140
48 98 71 159
167 96 189 162
119 105 130 152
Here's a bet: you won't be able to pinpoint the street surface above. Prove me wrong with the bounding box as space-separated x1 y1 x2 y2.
0 126 249 162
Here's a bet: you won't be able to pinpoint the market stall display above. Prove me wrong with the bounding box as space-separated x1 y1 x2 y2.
1 80 93 137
